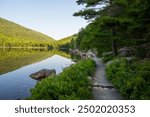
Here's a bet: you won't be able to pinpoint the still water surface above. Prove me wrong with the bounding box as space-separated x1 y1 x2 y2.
0 49 74 99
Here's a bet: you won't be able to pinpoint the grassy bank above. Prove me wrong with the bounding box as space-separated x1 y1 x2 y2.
106 58 150 99
27 59 96 100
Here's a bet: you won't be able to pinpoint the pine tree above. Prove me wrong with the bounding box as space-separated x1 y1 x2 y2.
74 0 131 56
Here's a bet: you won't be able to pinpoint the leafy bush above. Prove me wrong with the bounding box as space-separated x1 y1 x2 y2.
102 55 114 63
27 59 96 100
106 58 150 99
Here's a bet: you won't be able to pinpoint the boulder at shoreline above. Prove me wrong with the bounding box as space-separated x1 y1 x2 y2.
30 69 56 80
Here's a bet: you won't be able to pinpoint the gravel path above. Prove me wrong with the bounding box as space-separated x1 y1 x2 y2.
92 56 123 100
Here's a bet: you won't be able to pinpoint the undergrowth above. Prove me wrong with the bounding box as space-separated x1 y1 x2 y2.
106 58 150 99
27 59 96 100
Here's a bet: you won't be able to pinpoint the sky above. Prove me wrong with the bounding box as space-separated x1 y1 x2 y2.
0 0 88 40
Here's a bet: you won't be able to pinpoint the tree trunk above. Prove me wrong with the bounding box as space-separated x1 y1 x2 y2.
112 39 117 56
111 27 117 56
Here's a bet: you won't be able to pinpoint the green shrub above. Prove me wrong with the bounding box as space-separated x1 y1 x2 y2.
106 58 150 99
27 59 95 100
102 55 114 63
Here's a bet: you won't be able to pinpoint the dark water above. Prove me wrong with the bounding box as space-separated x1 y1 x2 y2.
0 49 74 99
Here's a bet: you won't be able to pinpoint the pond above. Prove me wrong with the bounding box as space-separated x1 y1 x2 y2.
0 49 74 100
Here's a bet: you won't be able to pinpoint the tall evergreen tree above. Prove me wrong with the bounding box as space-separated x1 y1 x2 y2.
74 0 131 56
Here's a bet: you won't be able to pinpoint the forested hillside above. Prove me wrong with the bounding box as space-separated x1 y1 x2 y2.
0 18 55 48
56 34 77 49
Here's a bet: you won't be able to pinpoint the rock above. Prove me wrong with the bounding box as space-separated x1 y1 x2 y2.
30 69 56 80
118 47 135 57
87 54 93 58
80 52 87 58
103 51 113 57
70 49 80 55
86 50 95 58
88 76 92 81
106 57 134 67
125 57 134 61
106 59 119 67
93 48 97 55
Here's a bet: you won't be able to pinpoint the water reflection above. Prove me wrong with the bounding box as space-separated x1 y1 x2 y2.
0 48 71 75
0 49 74 99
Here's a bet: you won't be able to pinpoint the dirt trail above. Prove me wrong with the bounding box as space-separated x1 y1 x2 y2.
92 56 123 100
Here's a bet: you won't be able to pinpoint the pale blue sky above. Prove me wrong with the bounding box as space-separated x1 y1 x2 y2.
0 0 88 40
